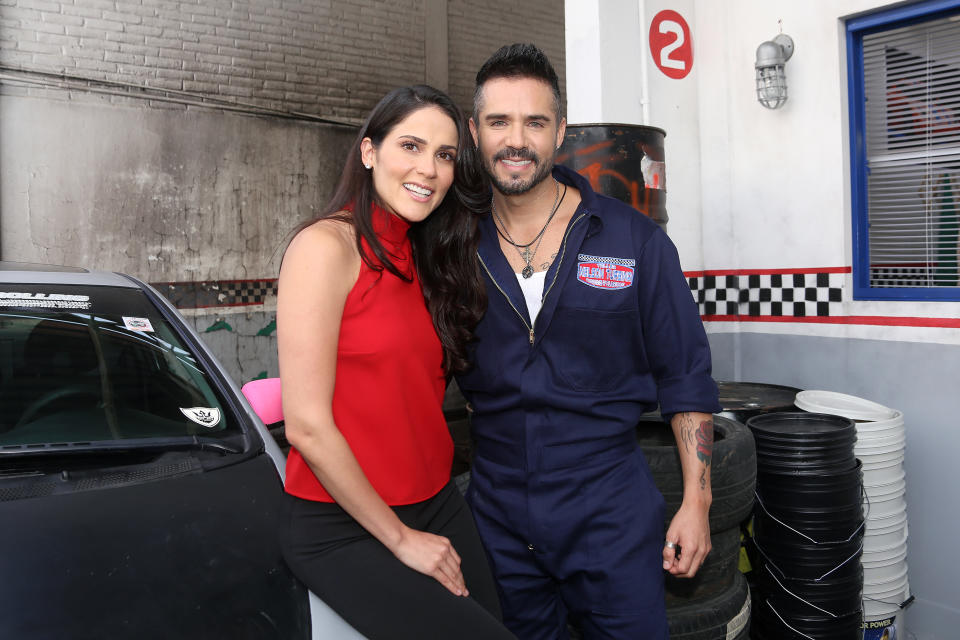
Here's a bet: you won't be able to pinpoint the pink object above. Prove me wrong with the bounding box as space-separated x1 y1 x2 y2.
241 377 284 424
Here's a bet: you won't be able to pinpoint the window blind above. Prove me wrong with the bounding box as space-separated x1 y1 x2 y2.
862 13 960 288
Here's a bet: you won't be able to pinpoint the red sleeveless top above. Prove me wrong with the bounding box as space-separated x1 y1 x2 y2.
284 205 453 505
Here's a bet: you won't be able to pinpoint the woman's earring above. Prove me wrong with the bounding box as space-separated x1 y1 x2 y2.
364 163 371 170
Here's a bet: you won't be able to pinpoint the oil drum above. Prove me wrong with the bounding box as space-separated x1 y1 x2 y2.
557 124 668 229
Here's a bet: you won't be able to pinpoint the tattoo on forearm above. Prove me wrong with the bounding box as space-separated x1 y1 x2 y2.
696 419 713 490
696 419 713 467
680 415 696 453
678 414 714 490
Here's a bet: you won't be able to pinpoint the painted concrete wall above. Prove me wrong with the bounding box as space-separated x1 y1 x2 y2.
0 94 352 280
566 1 960 637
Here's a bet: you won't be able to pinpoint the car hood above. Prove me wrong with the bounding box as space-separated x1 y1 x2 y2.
0 453 309 639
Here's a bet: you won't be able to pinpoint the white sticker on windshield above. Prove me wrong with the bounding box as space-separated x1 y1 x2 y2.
123 316 154 332
180 407 221 428
0 291 91 309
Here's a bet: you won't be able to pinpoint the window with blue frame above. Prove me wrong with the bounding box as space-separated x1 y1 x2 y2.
847 0 960 300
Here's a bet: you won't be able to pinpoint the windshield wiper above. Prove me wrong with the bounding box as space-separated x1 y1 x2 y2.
0 435 244 457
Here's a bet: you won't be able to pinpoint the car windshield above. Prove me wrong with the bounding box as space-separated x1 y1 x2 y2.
0 284 239 448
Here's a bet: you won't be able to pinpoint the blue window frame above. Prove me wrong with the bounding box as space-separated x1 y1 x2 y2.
847 0 960 301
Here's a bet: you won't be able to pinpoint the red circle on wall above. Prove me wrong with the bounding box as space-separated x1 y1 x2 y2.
649 10 693 79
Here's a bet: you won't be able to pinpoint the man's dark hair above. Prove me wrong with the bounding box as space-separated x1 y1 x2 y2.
473 43 561 121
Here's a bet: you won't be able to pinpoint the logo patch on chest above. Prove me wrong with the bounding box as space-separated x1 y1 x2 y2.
576 254 636 290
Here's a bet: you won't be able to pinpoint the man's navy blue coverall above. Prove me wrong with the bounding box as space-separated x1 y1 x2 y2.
456 164 721 639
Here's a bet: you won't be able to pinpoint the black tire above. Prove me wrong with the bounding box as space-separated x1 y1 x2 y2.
665 525 740 606
668 571 751 640
637 414 757 532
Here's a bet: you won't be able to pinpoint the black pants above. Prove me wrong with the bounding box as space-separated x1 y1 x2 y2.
280 481 515 640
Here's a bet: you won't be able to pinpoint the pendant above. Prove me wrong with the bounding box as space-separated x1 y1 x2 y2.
522 265 534 279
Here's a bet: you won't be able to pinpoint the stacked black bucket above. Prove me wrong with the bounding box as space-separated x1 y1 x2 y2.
747 412 864 639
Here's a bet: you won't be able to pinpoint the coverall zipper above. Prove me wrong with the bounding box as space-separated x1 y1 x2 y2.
478 212 587 345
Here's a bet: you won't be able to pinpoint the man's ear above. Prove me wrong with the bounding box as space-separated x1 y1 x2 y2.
468 117 480 148
556 117 566 150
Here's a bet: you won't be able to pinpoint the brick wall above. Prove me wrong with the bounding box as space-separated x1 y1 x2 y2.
0 0 565 120
0 0 424 120
447 0 566 115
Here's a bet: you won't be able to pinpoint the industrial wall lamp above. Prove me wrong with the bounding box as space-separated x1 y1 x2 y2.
755 33 794 109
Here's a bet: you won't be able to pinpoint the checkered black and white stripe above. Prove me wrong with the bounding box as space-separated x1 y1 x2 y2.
689 272 844 318
870 266 930 288
158 271 847 317
223 281 276 305
153 279 278 309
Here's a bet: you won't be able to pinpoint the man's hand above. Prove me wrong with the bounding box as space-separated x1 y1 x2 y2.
665 411 714 578
662 501 711 577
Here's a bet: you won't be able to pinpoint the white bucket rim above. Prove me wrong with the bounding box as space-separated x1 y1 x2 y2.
861 458 905 474
863 468 906 486
862 545 908 564
856 420 906 434
864 532 909 553
866 496 907 518
861 450 905 461
864 567 909 592
861 409 905 430
861 461 905 473
795 390 897 421
864 474 907 491
856 431 906 445
863 563 909 593
857 432 906 445
864 563 909 582
866 482 906 499
866 528 908 541
856 441 906 455
856 434 906 448
866 509 909 525
865 511 908 530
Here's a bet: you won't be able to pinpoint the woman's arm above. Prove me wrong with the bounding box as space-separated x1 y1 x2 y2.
278 219 467 596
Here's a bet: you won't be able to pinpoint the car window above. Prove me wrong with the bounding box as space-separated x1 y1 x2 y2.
0 284 238 447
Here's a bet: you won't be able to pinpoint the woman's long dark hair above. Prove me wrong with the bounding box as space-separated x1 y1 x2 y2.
308 85 487 375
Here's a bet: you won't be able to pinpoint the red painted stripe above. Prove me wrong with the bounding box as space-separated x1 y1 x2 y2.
684 267 851 278
702 315 960 328
570 140 614 156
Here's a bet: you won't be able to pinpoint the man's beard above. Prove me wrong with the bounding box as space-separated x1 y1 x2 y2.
482 146 556 195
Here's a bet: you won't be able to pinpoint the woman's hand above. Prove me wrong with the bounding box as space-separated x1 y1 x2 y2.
391 527 468 596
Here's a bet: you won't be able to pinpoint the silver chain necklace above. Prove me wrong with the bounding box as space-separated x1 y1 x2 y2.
492 180 564 279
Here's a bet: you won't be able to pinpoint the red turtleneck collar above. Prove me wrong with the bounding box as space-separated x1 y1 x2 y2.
371 202 411 246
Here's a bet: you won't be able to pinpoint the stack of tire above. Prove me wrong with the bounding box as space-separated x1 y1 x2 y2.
637 414 757 640
746 412 865 639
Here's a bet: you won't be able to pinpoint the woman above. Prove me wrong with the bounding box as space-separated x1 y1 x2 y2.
277 85 513 639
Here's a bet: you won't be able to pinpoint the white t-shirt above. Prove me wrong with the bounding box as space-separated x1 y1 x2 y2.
516 270 547 323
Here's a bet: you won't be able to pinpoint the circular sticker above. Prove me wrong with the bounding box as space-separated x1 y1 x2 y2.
649 10 693 79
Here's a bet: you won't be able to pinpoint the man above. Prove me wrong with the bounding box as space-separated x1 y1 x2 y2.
456 43 721 639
